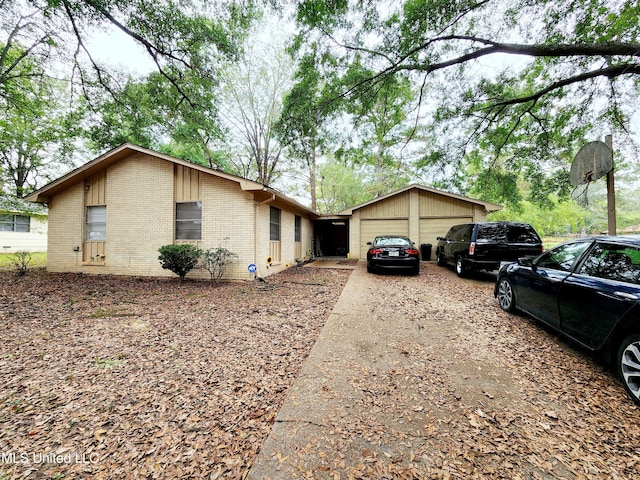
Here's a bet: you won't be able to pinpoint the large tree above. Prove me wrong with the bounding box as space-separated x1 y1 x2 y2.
217 20 294 185
1 0 258 105
0 41 78 196
291 0 640 202
275 48 336 211
1 0 260 195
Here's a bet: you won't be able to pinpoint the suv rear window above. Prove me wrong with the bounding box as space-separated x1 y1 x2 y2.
475 223 540 243
506 224 540 243
476 223 505 242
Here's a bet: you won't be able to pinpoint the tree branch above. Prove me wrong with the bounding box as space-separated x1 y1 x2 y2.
487 63 640 109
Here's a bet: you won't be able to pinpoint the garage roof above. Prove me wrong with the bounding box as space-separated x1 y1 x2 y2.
337 184 502 215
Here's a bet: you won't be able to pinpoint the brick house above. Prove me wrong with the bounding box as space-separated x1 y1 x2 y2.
25 144 317 280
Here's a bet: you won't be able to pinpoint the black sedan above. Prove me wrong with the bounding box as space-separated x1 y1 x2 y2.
366 236 420 275
494 236 640 406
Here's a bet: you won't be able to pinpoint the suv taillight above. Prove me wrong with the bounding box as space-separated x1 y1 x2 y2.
469 242 476 255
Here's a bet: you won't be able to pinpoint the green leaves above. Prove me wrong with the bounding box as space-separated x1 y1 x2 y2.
158 244 202 280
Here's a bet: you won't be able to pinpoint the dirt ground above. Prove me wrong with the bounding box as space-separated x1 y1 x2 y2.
1 263 640 479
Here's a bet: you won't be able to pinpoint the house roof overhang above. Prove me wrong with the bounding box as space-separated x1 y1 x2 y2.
336 183 502 215
25 143 320 219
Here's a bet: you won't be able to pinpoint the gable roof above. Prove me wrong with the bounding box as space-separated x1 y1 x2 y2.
338 183 502 215
25 143 319 218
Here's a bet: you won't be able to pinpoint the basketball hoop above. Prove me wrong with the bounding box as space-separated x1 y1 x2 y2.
570 137 616 234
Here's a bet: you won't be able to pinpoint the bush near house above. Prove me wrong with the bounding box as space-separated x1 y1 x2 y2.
158 244 202 280
201 246 238 282
0 252 46 270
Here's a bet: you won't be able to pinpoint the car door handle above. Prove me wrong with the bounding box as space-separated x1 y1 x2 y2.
613 291 638 301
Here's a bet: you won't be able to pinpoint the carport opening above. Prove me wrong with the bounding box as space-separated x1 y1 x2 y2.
313 219 349 258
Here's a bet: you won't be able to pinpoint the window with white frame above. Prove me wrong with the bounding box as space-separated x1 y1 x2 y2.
85 206 106 240
0 214 30 232
176 201 202 240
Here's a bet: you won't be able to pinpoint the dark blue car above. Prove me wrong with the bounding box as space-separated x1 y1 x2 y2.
494 236 640 406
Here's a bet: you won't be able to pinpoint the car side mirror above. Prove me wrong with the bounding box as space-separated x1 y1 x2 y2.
518 256 534 267
366 241 372 246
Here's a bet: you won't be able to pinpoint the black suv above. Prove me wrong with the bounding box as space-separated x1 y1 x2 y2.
436 222 543 277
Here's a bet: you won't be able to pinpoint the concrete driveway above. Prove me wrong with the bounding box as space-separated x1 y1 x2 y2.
248 261 639 479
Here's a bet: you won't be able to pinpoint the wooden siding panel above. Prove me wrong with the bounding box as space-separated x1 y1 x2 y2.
85 171 106 206
83 241 105 263
419 191 473 217
174 165 201 201
269 240 281 263
360 194 409 219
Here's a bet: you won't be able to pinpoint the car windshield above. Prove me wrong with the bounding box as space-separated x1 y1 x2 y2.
374 237 411 247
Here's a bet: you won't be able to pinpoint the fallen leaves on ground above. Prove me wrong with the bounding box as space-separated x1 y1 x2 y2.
253 263 640 479
0 267 350 479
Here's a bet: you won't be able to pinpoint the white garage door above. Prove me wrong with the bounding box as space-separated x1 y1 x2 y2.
360 219 409 259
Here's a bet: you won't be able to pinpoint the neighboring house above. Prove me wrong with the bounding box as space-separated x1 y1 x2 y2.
25 144 317 280
0 196 48 253
25 143 502 278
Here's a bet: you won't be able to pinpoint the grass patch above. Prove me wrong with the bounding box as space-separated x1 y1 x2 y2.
0 251 46 270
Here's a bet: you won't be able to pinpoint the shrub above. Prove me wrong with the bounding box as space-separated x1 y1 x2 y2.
12 251 32 276
158 244 202 280
201 246 238 282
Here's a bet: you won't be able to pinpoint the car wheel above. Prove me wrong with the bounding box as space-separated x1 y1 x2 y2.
455 256 466 277
496 278 517 313
367 262 375 273
437 253 447 267
617 334 640 406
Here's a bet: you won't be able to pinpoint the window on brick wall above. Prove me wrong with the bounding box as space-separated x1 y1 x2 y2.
0 214 30 232
294 215 301 242
85 206 106 240
176 201 202 240
270 206 281 241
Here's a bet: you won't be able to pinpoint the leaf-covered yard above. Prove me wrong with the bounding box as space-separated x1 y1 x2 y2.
0 267 350 479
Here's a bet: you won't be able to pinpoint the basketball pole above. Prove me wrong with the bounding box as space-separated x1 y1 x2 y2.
605 134 616 235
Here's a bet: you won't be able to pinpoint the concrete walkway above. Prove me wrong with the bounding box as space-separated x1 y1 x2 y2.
248 262 370 478
247 262 457 478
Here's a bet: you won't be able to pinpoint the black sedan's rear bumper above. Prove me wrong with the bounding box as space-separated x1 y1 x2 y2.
368 256 420 270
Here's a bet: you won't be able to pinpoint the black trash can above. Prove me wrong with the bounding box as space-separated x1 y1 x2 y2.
420 243 432 261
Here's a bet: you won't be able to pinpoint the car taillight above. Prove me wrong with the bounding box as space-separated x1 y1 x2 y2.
469 242 476 255
369 249 383 255
405 249 419 255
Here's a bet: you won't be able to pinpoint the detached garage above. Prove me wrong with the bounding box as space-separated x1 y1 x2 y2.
339 184 502 260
